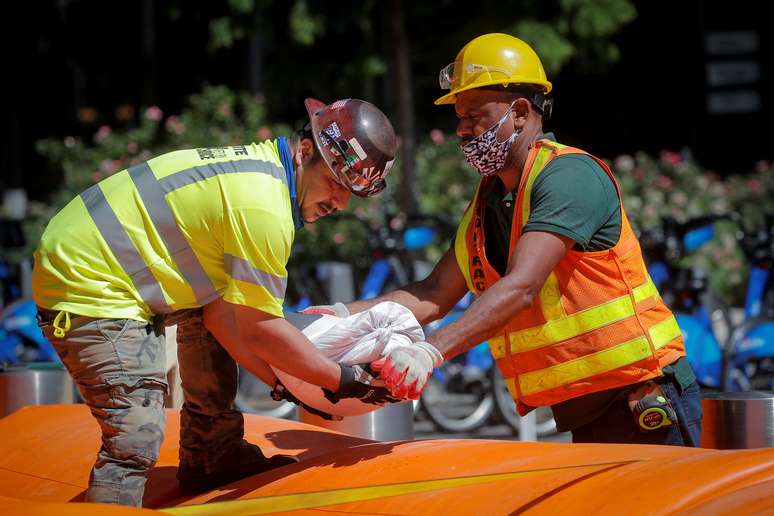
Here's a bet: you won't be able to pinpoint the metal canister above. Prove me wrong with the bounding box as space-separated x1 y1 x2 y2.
299 401 415 441
700 391 774 449
0 366 76 418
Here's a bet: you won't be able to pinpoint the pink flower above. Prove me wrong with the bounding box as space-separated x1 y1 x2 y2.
98 159 123 175
755 160 771 173
632 168 646 182
144 106 163 121
333 232 346 244
92 171 104 183
389 214 406 231
256 127 273 141
747 179 764 194
217 103 233 117
94 125 112 142
654 175 673 190
63 136 76 148
430 129 445 145
165 116 185 135
614 155 635 173
659 150 682 167
127 141 138 154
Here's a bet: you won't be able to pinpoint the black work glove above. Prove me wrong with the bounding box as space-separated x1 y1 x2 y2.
271 380 342 421
323 364 401 405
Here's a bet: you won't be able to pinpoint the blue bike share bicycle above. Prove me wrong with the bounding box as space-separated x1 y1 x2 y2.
725 213 774 390
639 214 774 391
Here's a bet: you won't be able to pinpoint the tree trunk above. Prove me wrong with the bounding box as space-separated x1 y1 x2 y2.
141 0 156 105
391 0 417 215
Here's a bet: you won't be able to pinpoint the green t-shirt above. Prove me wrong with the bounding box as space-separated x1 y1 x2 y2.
483 153 621 276
482 140 693 432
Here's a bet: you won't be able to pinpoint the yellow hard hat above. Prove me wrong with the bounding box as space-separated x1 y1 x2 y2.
435 33 552 105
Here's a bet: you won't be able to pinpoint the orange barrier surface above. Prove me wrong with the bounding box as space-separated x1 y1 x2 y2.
0 405 772 515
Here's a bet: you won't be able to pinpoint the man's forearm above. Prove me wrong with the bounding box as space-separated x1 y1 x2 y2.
204 299 341 392
235 353 278 387
245 321 341 392
346 281 448 324
427 276 535 360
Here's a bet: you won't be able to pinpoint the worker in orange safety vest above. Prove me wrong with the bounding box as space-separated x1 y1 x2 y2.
345 33 702 445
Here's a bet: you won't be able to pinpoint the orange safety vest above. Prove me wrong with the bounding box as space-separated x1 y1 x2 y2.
454 139 685 415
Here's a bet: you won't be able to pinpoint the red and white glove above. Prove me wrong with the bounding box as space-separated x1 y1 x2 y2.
371 342 444 400
301 302 350 317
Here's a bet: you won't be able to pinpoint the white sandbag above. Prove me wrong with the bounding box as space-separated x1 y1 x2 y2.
271 301 424 416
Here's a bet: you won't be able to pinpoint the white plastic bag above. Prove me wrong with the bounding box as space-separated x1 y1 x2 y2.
298 301 425 364
272 301 424 416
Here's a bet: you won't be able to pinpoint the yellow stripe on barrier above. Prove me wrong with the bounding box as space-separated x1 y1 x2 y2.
161 461 639 516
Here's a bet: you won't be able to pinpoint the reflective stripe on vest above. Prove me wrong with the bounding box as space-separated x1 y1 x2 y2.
80 158 287 313
488 278 660 359
510 315 681 396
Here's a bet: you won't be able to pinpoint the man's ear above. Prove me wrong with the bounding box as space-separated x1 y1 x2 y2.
512 97 532 127
296 137 315 168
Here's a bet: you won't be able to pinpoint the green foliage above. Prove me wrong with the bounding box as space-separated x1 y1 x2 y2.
30 83 772 307
512 20 577 75
562 0 637 37
612 150 773 304
505 0 636 74
289 0 325 46
25 86 287 261
208 17 244 52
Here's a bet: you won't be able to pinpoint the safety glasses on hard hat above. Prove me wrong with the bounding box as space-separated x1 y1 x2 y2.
439 62 513 90
326 136 388 198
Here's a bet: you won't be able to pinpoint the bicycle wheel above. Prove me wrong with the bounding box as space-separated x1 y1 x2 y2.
492 367 557 437
234 368 297 419
420 359 493 433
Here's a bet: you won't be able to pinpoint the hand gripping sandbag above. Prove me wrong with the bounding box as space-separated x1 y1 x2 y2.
274 301 425 416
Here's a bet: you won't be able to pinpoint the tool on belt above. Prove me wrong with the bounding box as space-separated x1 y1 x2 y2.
627 381 677 431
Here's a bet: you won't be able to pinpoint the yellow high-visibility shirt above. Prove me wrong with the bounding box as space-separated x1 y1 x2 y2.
33 139 301 322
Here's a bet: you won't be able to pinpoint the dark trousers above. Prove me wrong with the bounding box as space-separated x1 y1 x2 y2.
571 377 703 446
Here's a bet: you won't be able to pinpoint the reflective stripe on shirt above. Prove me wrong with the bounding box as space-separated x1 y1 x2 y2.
80 183 173 313
157 159 286 193
81 157 289 314
224 253 287 299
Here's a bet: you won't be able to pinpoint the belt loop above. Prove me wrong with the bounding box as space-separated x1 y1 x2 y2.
52 310 71 338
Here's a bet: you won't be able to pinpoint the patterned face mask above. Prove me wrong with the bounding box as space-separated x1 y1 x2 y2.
461 101 520 177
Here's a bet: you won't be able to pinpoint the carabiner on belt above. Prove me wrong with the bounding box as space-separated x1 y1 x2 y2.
52 310 72 338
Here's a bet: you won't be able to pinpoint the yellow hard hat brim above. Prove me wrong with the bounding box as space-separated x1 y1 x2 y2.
434 78 553 106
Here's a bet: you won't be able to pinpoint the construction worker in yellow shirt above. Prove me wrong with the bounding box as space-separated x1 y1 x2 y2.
33 98 399 506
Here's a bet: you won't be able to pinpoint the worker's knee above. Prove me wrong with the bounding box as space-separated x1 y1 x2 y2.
92 381 167 469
